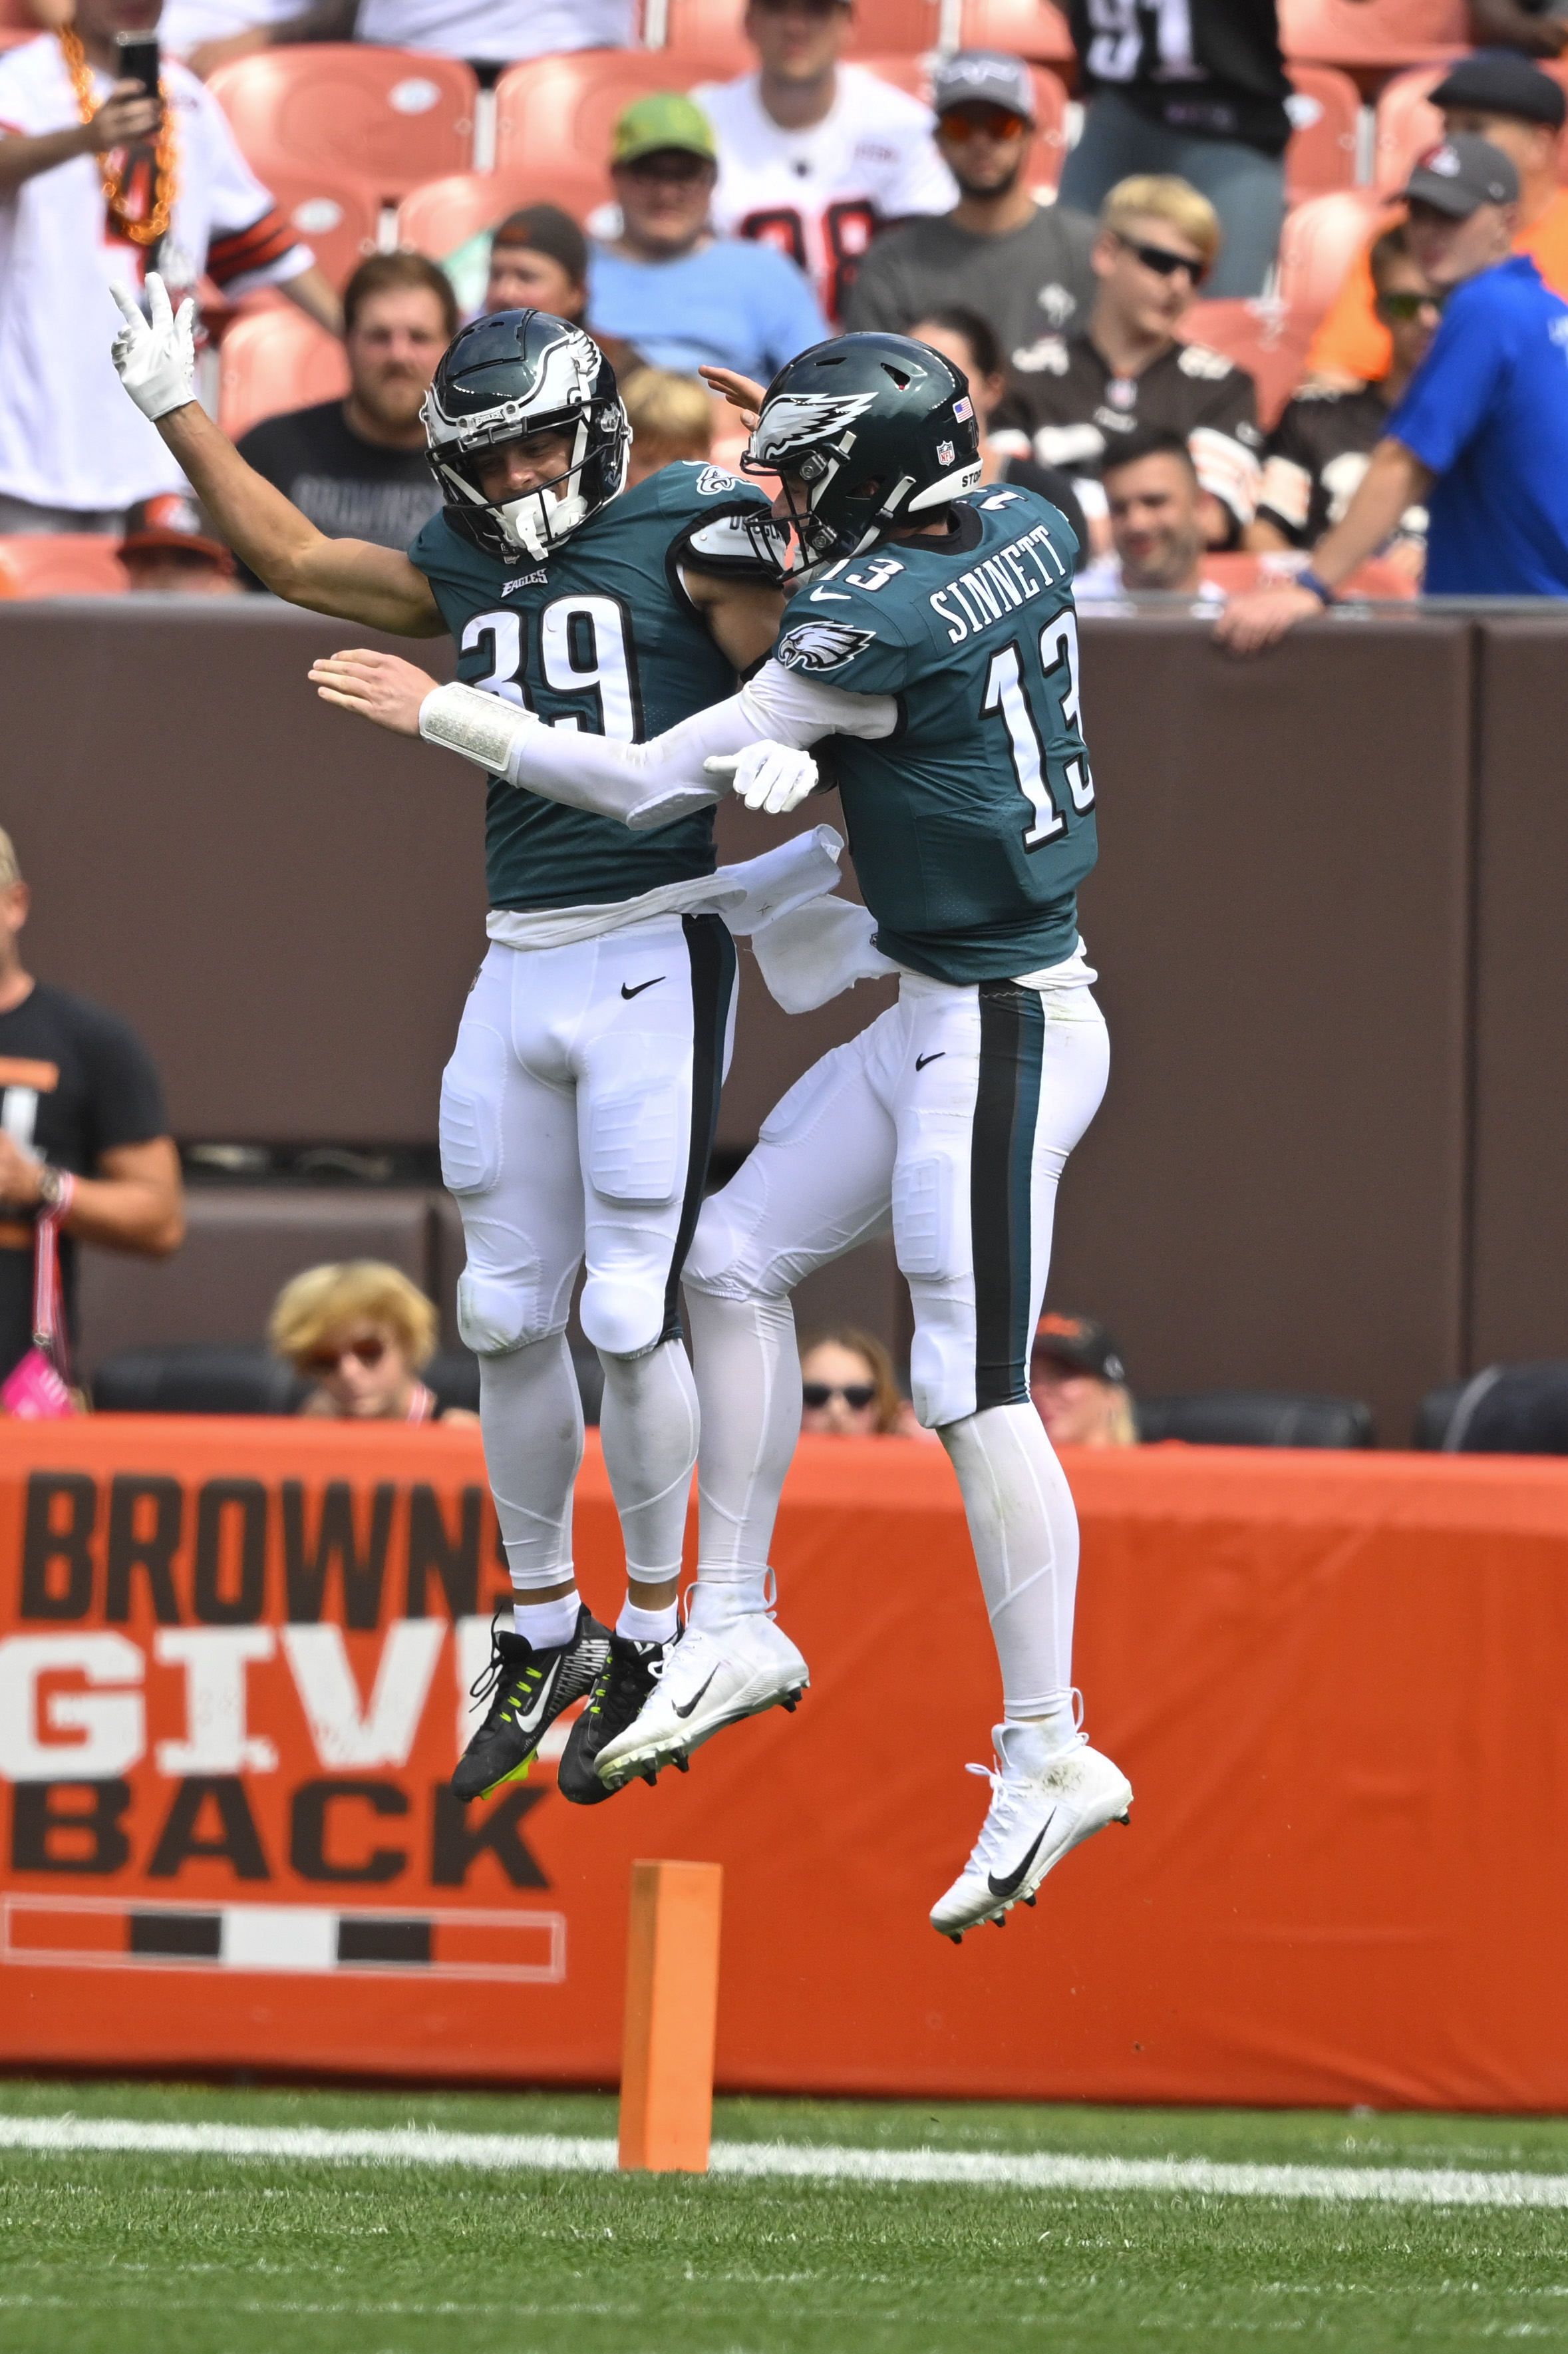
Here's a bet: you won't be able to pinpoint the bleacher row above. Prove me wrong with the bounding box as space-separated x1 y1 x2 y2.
0 0 1553 599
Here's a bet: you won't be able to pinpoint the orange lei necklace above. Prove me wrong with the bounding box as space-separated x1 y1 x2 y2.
59 23 178 248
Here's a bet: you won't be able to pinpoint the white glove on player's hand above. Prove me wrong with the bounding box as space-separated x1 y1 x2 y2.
705 742 818 816
110 273 196 422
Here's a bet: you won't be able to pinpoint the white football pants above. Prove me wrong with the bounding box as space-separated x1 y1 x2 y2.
441 914 736 1594
683 971 1108 1717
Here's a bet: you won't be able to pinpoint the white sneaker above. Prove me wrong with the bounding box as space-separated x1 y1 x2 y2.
594 1609 808 1788
930 1721 1132 1940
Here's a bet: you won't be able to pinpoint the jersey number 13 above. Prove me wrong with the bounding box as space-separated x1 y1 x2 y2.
983 615 1095 850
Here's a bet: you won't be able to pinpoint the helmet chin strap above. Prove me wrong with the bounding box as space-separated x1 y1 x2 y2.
496 415 593 561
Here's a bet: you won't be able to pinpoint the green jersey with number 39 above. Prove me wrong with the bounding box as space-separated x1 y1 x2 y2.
776 484 1095 983
409 461 774 914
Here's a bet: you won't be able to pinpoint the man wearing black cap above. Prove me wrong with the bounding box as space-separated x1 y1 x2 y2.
843 51 1097 363
1220 133 1568 645
1308 51 1568 385
1030 1313 1138 1446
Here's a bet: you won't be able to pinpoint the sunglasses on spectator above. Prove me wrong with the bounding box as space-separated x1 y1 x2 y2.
802 1381 877 1410
939 105 1031 143
1115 233 1209 286
305 1335 389 1373
1376 290 1441 321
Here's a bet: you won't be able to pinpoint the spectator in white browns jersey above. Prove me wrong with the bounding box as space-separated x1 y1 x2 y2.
991 173 1261 550
0 0 339 530
692 0 955 323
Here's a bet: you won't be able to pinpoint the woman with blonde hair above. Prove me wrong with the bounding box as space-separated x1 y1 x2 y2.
269 1261 475 1424
798 1325 918 1438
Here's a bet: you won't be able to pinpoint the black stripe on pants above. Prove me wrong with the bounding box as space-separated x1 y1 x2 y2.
971 980 1047 1413
660 912 738 1343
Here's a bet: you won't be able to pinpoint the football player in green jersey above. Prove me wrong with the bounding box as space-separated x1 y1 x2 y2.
108 283 807 1810
305 332 1135 1939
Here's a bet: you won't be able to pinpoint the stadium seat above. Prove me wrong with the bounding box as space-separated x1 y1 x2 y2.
1181 299 1315 429
0 536 127 597
1372 65 1444 195
1279 0 1466 67
494 49 736 209
208 47 478 200
93 1344 307 1415
1277 188 1387 321
1413 1377 1467 1446
1136 1391 1376 1446
663 0 941 65
957 0 1074 65
1285 65 1362 204
1435 1361 1568 1453
398 170 603 257
860 54 1068 186
256 169 381 290
218 307 351 442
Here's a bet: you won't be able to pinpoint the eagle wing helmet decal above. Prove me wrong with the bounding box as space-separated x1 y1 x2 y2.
774 618 878 673
752 390 878 465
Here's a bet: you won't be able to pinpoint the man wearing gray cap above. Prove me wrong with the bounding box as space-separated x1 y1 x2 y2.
842 51 1097 365
1220 134 1568 647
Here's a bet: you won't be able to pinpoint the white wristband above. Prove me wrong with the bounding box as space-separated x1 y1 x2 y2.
418 681 532 777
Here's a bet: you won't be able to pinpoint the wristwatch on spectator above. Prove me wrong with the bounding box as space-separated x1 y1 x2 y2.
35 1164 69 1211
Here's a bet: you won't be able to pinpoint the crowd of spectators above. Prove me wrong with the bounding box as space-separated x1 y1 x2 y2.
2 4 1568 602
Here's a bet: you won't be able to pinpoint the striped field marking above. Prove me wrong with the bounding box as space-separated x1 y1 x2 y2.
5 2113 1568 2208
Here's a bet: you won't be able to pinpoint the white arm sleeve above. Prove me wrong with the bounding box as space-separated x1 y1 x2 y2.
417 662 898 832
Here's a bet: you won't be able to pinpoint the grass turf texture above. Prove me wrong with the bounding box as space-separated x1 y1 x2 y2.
4 2081 1568 2352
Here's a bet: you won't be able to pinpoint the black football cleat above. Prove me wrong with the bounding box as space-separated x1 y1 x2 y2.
556 1635 665 1806
452 1607 610 1802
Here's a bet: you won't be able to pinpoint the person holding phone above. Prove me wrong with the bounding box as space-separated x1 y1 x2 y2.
0 0 340 532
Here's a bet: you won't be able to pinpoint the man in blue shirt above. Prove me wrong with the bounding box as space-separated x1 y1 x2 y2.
587 93 829 383
1220 132 1568 649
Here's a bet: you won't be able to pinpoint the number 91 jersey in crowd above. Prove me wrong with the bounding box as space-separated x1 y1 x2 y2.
409 460 774 915
778 482 1095 983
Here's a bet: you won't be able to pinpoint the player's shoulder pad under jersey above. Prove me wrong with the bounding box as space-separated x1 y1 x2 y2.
407 506 506 593
659 458 776 580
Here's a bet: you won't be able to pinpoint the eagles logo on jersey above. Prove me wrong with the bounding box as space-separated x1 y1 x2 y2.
775 618 878 673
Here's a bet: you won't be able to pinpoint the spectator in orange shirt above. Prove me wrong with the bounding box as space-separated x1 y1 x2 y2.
1307 51 1568 385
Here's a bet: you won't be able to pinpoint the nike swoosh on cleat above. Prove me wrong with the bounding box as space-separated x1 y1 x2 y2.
672 1669 719 1721
986 1816 1054 1900
915 1051 945 1071
621 976 665 999
509 1661 561 1738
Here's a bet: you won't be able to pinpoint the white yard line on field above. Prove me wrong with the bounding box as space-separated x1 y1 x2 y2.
3 2112 1568 2208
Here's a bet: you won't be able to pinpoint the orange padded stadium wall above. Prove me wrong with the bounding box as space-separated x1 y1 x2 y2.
2 1416 1566 2112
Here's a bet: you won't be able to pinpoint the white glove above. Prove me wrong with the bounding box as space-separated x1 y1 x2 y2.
705 741 818 816
110 273 196 422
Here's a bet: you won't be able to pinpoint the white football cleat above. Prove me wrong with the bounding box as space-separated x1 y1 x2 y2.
930 1721 1132 1941
594 1609 808 1788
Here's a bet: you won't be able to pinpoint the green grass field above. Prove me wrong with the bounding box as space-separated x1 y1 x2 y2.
5 2078 1568 2353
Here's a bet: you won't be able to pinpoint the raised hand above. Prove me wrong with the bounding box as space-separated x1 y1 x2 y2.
109 273 195 422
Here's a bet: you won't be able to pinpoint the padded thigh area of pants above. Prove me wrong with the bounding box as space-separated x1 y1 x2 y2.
440 1021 508 1196
584 1075 683 1207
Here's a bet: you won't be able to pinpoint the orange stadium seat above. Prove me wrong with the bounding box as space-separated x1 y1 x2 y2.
663 0 941 65
1181 298 1315 428
1276 187 1386 318
1372 64 1444 192
257 170 381 289
0 537 127 597
957 0 1075 65
860 53 1069 184
494 49 735 207
397 170 603 259
218 307 351 442
1285 65 1362 202
208 47 477 201
1279 0 1466 68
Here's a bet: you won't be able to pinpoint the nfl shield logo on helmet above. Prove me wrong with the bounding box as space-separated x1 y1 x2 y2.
937 439 955 466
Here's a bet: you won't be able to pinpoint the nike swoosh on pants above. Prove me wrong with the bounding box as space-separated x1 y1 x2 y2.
621 976 665 999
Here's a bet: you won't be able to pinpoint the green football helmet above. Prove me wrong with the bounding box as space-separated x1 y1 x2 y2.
742 331 983 578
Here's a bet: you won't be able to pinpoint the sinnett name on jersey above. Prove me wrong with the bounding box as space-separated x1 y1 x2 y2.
929 517 1074 647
